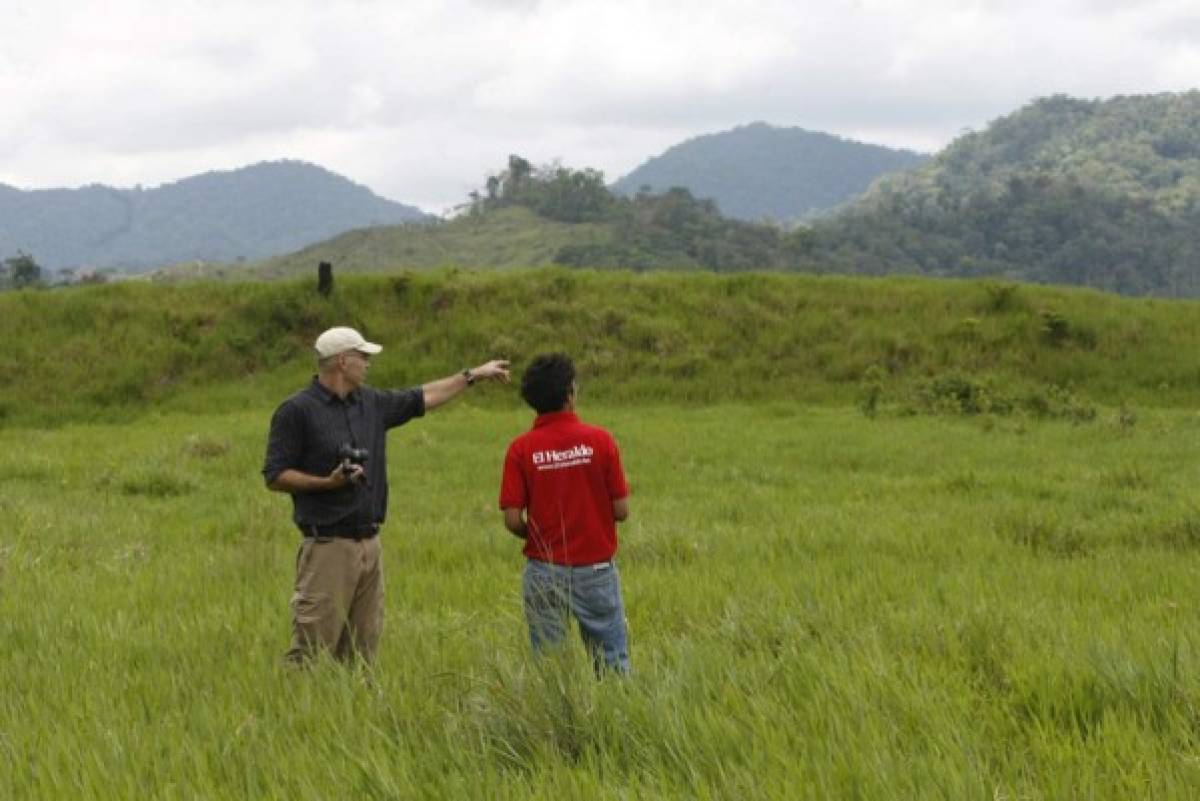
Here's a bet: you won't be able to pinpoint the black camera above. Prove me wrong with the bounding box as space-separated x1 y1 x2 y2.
337 443 369 480
338 443 369 465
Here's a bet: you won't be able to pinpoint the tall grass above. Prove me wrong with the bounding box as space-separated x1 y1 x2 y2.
4 404 1200 797
1 269 1199 426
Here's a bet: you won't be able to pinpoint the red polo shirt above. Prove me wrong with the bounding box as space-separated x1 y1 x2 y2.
499 411 629 566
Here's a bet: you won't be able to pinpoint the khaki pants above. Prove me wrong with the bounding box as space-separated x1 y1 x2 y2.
286 536 384 665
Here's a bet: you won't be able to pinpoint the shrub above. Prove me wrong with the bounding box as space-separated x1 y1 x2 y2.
915 373 1013 416
1040 310 1071 346
981 282 1021 313
1039 309 1097 350
1021 384 1096 422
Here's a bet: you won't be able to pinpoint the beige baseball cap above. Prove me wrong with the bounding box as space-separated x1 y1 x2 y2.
314 327 383 358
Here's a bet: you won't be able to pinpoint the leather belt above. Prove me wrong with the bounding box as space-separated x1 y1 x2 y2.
304 523 380 540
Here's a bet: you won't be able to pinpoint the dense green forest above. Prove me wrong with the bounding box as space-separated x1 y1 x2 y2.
1 268 1197 427
611 122 927 222
0 161 428 273
807 93 1200 295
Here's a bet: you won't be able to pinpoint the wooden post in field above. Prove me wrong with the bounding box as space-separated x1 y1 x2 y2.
318 261 333 296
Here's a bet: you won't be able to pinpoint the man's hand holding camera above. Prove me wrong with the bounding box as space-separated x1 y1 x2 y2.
327 443 369 489
326 462 364 488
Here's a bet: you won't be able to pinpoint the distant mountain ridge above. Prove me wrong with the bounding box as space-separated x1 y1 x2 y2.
0 161 430 273
612 122 928 222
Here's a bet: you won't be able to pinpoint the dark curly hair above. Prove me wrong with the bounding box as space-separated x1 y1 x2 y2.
520 353 576 414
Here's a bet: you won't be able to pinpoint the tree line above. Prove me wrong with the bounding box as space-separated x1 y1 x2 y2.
0 252 113 290
466 155 813 271
0 252 43 289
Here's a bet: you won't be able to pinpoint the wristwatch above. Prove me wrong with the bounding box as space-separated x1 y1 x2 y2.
462 368 475 386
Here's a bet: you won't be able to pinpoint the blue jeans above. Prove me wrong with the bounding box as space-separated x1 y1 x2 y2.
522 558 631 674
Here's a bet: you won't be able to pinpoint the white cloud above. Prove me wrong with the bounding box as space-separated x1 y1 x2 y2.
0 0 1197 212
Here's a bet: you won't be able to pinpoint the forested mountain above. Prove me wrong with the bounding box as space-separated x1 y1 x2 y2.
0 161 429 274
806 93 1200 295
150 94 1200 298
611 122 928 222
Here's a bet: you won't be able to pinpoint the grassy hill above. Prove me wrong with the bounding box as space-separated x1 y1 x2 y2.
150 207 611 281
2 269 1198 427
153 191 790 282
249 207 610 278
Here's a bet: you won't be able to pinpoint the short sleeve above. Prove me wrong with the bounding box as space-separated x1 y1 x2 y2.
499 441 527 510
263 401 304 485
380 387 425 429
605 435 629 501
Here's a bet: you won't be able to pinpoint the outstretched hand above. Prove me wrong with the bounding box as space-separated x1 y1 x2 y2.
423 360 513 410
471 360 512 384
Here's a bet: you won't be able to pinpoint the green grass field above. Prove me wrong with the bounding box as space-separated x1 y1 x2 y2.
5 400 1200 798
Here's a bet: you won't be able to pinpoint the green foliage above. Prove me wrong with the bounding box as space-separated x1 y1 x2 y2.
915 373 1013 416
459 157 795 271
2 251 42 289
903 372 1097 422
475 157 615 223
980 282 1022 314
1021 385 1098 423
1039 310 1072 347
2 270 1200 428
809 92 1200 297
554 187 792 271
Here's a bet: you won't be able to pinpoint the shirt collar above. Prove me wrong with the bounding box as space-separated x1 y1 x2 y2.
310 376 359 405
533 410 579 428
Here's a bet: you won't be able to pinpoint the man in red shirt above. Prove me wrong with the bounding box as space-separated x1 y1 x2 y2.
499 353 631 673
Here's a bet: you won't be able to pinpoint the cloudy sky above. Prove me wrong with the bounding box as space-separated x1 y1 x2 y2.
2 0 1198 213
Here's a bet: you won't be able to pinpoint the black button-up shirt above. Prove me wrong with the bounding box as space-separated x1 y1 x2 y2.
262 377 425 534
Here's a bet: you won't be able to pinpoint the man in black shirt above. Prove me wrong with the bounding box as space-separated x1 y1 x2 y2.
263 326 509 666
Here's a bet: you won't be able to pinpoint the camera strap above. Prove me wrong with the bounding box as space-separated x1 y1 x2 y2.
341 400 359 449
